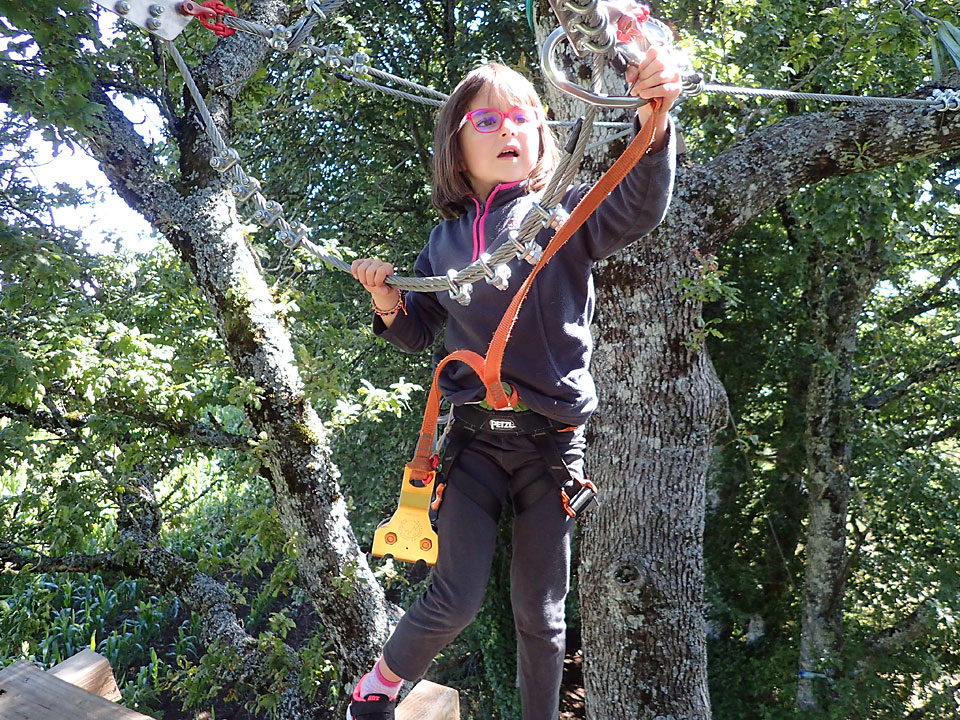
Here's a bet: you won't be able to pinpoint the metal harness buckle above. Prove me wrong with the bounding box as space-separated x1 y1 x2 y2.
560 477 598 517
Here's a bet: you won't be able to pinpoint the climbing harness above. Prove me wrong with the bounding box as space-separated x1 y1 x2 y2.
92 0 960 566
425 405 597 524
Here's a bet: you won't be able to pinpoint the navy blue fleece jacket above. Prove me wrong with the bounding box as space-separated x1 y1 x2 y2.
374 120 677 426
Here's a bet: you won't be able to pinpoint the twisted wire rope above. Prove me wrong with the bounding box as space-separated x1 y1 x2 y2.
700 83 939 107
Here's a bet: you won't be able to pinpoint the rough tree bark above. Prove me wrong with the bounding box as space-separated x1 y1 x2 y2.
587 93 960 720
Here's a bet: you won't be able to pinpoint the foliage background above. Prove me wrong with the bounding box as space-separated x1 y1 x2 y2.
1 0 958 717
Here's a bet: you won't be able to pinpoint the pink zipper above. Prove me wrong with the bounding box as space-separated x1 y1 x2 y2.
471 181 522 262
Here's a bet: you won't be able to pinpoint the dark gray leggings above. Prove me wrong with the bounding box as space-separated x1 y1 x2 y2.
382 425 584 720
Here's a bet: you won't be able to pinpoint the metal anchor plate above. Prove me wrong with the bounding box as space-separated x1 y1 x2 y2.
92 0 194 41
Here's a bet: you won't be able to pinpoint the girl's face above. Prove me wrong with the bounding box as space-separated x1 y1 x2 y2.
458 87 542 202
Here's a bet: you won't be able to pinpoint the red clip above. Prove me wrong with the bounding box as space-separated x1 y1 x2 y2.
180 0 236 36
614 3 651 45
430 454 440 471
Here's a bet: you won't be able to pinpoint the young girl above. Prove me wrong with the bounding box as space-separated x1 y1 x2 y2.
348 49 681 720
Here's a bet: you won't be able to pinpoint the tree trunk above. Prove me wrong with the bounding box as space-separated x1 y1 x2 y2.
581 239 726 719
74 6 400 691
533 8 723 717
531 6 960 719
797 235 889 710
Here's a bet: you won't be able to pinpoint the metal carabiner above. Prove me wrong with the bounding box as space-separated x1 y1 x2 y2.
540 26 649 108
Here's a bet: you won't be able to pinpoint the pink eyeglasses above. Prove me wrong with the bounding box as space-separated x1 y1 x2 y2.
458 105 543 133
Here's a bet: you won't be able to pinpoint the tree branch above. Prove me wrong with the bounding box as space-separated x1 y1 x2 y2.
668 75 960 253
0 400 252 450
887 259 960 323
859 355 960 409
855 599 935 677
905 680 960 720
902 419 960 449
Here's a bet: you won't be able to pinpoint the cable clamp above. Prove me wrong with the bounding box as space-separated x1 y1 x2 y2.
232 176 262 202
926 88 960 114
446 270 473 306
252 200 284 227
209 147 240 173
508 230 544 265
562 0 598 15
573 12 608 39
478 253 511 291
322 44 344 68
682 73 705 97
341 52 370 69
276 222 309 249
266 24 291 50
532 202 570 231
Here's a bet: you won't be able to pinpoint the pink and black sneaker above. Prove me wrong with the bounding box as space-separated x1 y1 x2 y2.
346 687 396 720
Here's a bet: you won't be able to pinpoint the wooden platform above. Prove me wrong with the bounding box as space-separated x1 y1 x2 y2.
0 650 459 720
0 659 152 719
397 679 460 720
47 649 123 702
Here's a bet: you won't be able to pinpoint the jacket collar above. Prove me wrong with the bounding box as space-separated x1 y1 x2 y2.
462 180 528 217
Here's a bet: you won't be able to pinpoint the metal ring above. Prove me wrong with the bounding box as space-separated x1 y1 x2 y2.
540 27 648 108
562 0 596 15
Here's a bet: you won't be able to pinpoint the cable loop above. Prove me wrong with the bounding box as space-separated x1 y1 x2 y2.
303 0 327 19
446 270 473 306
927 88 960 113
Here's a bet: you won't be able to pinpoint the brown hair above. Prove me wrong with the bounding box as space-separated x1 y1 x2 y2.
432 63 559 220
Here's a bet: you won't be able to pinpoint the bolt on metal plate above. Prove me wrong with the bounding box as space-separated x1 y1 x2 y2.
91 0 194 40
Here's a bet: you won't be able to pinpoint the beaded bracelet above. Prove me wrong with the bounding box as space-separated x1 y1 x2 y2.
372 290 406 317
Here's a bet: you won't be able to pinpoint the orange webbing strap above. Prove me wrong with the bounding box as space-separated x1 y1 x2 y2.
408 101 664 468
483 99 665 409
407 348 492 476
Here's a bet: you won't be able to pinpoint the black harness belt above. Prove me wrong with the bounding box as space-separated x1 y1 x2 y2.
430 404 598 522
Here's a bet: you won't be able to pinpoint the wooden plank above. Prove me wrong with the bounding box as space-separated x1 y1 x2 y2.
47 650 122 702
0 661 152 720
396 680 460 720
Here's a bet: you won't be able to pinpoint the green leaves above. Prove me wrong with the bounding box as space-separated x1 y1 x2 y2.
933 21 960 78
